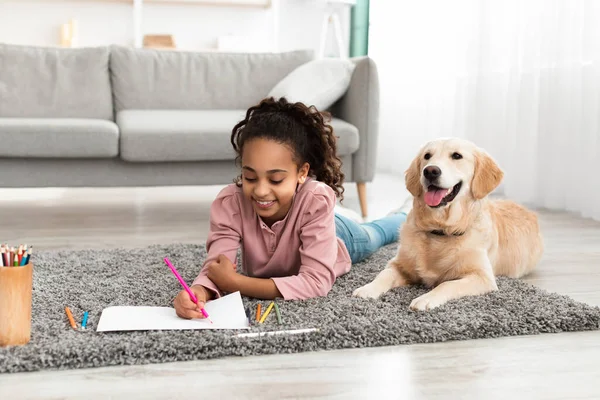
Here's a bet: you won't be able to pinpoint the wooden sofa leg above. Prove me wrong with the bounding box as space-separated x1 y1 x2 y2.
356 182 368 219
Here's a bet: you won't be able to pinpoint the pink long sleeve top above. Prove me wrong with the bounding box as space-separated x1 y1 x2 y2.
192 177 351 300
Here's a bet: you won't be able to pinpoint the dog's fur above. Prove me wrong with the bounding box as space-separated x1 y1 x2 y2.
353 138 544 310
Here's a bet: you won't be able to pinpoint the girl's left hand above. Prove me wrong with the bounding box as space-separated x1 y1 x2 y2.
206 254 239 293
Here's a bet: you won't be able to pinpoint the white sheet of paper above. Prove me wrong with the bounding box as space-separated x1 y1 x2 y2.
96 291 250 332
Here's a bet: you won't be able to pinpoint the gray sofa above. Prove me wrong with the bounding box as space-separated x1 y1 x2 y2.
0 43 379 217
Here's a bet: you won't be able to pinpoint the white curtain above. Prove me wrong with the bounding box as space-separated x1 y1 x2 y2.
370 0 600 221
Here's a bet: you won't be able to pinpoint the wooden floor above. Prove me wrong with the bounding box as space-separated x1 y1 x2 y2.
1 173 600 399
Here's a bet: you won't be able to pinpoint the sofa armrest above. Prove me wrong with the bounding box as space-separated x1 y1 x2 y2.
331 56 379 183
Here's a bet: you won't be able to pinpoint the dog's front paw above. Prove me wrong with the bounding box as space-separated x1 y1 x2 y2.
409 291 446 311
352 282 386 299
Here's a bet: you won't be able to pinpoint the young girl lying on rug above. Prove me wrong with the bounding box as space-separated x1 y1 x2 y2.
174 97 411 319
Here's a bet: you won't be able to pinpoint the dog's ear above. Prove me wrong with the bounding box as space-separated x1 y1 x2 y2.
471 149 504 199
405 153 423 197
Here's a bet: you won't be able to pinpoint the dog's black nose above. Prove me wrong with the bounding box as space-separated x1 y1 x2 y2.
423 166 441 181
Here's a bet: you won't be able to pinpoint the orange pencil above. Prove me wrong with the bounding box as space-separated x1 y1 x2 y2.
65 307 77 330
255 304 262 322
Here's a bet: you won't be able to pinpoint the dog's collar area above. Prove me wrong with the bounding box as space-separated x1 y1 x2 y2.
429 229 465 237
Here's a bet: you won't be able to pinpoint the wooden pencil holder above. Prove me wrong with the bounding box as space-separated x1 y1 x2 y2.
0 263 33 347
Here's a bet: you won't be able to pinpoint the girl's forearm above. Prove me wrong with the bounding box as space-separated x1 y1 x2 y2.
234 275 282 300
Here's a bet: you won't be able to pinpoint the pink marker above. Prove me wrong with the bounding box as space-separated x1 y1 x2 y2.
164 257 213 323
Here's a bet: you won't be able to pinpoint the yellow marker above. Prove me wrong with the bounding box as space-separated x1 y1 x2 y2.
259 301 275 324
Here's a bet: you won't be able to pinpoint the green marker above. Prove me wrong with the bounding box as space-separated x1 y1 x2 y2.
274 302 282 324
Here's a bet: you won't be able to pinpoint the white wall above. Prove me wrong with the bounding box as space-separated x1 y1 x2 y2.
368 1 431 177
0 0 350 55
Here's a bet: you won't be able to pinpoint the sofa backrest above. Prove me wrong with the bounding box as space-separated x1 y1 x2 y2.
0 43 113 120
109 46 314 111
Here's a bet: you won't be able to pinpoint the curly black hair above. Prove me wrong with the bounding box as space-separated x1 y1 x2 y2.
230 97 345 200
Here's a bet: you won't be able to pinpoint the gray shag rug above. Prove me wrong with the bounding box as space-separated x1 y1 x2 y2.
1 243 599 374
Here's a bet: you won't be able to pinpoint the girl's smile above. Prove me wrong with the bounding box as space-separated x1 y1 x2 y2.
254 199 276 209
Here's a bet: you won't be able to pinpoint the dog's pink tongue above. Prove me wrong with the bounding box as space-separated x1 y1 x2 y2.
425 188 447 207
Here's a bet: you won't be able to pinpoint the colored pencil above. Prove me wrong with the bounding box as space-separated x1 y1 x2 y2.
255 303 262 322
24 246 33 265
81 311 89 330
19 250 27 266
9 247 14 266
274 302 282 324
65 307 77 330
259 301 275 324
17 245 23 265
1 245 7 267
245 307 252 325
163 257 213 323
0 243 33 267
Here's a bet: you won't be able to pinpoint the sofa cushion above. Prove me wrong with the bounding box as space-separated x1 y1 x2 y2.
330 119 360 156
117 110 244 162
0 44 113 120
0 119 119 158
117 110 360 162
109 46 314 112
267 58 356 111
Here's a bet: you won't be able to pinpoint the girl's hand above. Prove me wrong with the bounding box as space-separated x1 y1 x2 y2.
173 285 210 320
206 254 239 293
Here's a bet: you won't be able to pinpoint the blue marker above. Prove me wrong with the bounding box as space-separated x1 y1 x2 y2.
81 312 89 330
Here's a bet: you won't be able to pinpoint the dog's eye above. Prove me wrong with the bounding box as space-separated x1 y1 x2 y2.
451 152 463 160
424 153 431 160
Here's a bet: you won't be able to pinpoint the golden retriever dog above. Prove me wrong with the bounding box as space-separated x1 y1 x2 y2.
353 137 544 310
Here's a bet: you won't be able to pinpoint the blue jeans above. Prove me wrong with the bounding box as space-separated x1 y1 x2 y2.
335 212 407 264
